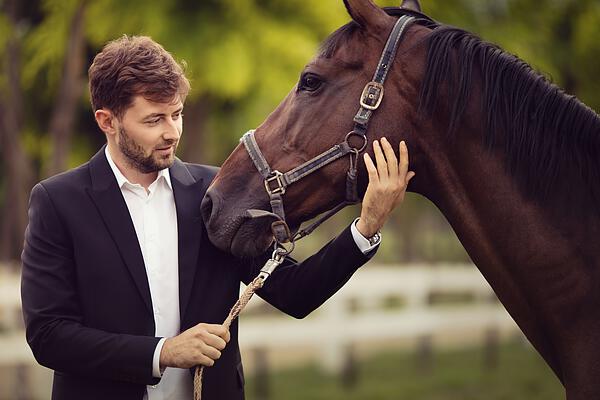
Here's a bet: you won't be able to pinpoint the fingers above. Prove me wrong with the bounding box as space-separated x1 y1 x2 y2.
363 153 379 184
202 331 227 351
204 323 230 342
373 140 389 181
197 323 229 350
398 140 409 182
197 354 216 367
200 342 222 363
194 323 230 364
380 137 398 180
365 138 415 188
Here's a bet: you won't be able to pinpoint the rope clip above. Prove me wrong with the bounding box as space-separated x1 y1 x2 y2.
258 248 286 282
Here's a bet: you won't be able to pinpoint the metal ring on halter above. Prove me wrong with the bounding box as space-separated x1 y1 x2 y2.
273 242 294 259
345 131 368 153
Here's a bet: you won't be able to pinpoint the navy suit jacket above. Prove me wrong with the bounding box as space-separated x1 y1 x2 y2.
21 147 374 400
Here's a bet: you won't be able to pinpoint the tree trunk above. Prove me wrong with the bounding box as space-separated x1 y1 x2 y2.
179 96 211 164
0 0 34 263
46 1 86 177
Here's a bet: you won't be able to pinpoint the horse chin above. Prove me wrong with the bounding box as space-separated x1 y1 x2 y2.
229 219 275 258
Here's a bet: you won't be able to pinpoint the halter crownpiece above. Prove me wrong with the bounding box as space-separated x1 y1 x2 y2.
242 14 416 245
353 14 415 136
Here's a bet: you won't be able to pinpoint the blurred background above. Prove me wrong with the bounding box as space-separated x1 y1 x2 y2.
1 0 599 398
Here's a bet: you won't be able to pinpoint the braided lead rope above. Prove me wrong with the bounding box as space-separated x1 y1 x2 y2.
193 276 266 400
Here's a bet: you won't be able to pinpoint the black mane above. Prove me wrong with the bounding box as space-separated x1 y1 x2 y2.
320 15 600 208
420 26 600 207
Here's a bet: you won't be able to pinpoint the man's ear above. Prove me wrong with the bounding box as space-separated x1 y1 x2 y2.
343 0 390 33
94 109 117 137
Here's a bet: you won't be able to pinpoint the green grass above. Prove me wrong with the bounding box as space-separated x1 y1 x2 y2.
245 341 564 400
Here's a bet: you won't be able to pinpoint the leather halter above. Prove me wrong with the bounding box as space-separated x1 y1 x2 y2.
241 14 416 244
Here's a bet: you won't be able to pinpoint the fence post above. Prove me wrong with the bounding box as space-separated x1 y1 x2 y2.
415 334 433 374
320 296 347 373
340 343 358 389
483 327 499 370
14 363 29 400
253 347 269 400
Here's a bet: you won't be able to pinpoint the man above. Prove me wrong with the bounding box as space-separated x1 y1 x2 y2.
21 36 415 400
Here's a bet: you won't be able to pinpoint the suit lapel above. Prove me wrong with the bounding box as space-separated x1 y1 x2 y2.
170 159 205 319
87 147 154 315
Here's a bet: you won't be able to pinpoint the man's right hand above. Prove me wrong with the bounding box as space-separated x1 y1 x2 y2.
159 323 230 369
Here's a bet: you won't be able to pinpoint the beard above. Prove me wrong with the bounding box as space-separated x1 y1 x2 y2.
118 126 177 173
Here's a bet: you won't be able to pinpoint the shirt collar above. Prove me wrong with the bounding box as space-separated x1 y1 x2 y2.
104 146 172 191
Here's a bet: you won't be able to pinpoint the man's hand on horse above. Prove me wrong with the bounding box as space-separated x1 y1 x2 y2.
357 137 415 238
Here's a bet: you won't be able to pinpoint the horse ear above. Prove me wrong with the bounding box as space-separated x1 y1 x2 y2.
343 0 389 31
401 0 421 12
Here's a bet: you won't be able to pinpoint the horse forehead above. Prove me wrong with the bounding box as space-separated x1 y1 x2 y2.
317 33 382 67
306 55 365 74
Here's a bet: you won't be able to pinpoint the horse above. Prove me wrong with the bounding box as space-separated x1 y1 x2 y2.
200 0 600 398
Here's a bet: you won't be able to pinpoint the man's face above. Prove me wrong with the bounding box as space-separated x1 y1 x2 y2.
115 95 183 173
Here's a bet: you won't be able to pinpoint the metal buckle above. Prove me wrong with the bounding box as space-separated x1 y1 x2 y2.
265 171 286 196
360 81 384 110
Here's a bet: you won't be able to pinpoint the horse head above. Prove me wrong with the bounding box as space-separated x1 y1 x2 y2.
201 0 600 396
201 0 433 258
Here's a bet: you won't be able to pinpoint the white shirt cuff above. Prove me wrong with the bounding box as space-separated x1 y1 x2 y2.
350 218 381 254
152 338 167 378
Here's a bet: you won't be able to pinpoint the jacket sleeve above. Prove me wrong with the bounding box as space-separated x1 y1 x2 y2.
237 224 376 319
21 183 161 385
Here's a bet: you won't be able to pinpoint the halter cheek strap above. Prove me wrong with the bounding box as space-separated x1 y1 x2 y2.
353 15 415 136
242 15 415 244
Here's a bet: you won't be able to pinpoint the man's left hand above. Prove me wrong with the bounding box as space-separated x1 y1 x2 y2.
356 137 415 237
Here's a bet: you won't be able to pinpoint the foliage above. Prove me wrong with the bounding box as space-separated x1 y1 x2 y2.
22 0 81 95
1 0 599 262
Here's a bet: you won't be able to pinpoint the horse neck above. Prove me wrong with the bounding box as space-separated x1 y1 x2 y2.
411 103 600 380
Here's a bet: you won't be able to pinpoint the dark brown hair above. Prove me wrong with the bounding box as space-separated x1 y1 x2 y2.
88 35 190 118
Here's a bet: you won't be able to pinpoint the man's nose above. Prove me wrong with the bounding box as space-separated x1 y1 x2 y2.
163 120 181 141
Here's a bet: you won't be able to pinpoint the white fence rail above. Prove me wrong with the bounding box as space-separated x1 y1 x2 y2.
238 263 520 371
0 264 521 376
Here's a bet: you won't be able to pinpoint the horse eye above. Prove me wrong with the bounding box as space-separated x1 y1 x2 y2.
299 73 323 92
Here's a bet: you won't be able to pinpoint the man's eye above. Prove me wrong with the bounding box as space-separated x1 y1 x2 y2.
299 73 323 92
146 118 160 125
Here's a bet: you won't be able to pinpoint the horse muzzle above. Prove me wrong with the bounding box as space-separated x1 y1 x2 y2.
201 187 275 257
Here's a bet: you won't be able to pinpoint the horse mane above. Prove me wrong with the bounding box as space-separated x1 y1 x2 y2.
320 16 600 208
420 26 600 208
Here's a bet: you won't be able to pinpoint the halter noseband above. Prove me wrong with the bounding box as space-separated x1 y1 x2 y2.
241 14 416 245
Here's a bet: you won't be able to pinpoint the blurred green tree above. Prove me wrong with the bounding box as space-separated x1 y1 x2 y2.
0 0 598 263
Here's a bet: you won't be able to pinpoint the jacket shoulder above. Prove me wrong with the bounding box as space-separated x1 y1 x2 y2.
37 162 91 194
182 163 219 183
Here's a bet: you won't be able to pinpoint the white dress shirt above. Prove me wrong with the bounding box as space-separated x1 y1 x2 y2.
105 147 379 400
105 148 192 400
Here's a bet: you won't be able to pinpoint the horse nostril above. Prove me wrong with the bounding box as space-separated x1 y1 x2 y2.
201 188 221 226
